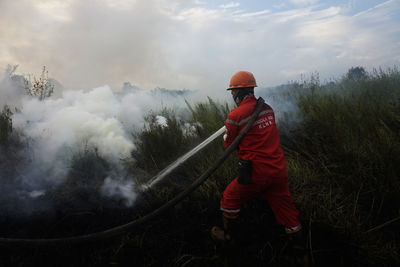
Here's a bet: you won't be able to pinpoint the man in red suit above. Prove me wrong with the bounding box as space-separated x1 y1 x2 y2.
211 71 307 264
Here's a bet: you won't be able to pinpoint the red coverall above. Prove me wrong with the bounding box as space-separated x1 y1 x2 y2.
221 95 300 229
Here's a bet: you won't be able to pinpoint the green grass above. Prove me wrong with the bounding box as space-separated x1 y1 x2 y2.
285 67 400 265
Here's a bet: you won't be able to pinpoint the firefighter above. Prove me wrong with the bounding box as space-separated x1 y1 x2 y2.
210 71 308 264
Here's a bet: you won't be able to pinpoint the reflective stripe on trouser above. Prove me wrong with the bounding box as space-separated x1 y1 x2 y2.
220 176 300 228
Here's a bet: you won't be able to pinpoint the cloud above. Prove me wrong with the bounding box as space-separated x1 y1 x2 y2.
293 1 400 69
0 0 399 92
289 0 319 6
219 2 240 9
273 3 288 9
35 0 73 21
237 10 271 18
164 0 400 85
0 0 171 90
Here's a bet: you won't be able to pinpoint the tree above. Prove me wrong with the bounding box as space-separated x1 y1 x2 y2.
25 66 54 100
346 66 367 80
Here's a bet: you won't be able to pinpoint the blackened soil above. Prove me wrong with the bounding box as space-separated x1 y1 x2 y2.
0 195 372 267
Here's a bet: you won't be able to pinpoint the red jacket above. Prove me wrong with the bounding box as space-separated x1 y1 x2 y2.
224 95 288 178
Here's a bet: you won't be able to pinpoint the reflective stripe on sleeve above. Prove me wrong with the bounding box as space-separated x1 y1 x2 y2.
226 119 239 126
226 109 273 127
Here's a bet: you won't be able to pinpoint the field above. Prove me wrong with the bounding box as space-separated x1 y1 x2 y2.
0 67 399 266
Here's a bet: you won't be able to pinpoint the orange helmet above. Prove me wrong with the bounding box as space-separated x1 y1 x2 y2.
227 71 257 90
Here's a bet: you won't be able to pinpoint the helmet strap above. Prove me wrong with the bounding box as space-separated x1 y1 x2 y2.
233 90 241 106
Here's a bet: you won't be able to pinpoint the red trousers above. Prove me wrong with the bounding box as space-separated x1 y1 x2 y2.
220 163 300 228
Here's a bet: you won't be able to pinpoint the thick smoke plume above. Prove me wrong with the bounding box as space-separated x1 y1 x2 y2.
12 86 135 191
0 68 202 217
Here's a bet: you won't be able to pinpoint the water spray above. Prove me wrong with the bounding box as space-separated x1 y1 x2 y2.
141 126 226 190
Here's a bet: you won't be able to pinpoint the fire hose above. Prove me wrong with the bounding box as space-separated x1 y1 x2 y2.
0 97 265 245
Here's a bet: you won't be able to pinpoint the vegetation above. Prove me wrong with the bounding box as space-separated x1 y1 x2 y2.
24 66 54 100
0 67 399 266
0 105 12 146
286 67 400 265
132 109 196 173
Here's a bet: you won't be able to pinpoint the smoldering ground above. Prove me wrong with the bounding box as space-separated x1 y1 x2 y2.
0 69 204 225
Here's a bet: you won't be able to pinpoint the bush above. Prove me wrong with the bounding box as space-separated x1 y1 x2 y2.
132 98 230 174
24 66 54 100
132 109 195 172
0 105 12 146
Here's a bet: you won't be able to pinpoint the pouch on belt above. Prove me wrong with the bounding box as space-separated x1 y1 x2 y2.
237 159 252 185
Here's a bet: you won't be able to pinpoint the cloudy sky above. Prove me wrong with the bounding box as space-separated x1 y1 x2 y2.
0 0 399 92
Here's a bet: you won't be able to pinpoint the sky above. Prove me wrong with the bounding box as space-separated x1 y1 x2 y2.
0 0 399 93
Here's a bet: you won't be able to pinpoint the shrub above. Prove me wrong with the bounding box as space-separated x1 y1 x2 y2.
24 66 54 100
132 108 195 172
0 105 12 146
132 98 230 174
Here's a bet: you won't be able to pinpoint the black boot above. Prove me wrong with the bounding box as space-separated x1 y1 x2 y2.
210 216 239 244
287 229 309 266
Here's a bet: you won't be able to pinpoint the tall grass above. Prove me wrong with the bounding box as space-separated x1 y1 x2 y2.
285 67 400 265
132 109 195 172
131 98 230 176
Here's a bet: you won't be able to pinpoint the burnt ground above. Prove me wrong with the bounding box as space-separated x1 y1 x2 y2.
0 193 368 267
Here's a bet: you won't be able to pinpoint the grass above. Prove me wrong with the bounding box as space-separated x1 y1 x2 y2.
0 67 399 266
285 67 400 265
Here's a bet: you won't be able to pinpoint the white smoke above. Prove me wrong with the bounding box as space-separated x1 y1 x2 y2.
28 190 45 198
12 86 133 185
1 67 205 209
0 65 26 109
255 85 302 127
101 176 136 207
155 115 168 128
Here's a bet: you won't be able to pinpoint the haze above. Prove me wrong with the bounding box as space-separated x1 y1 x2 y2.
0 0 399 92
